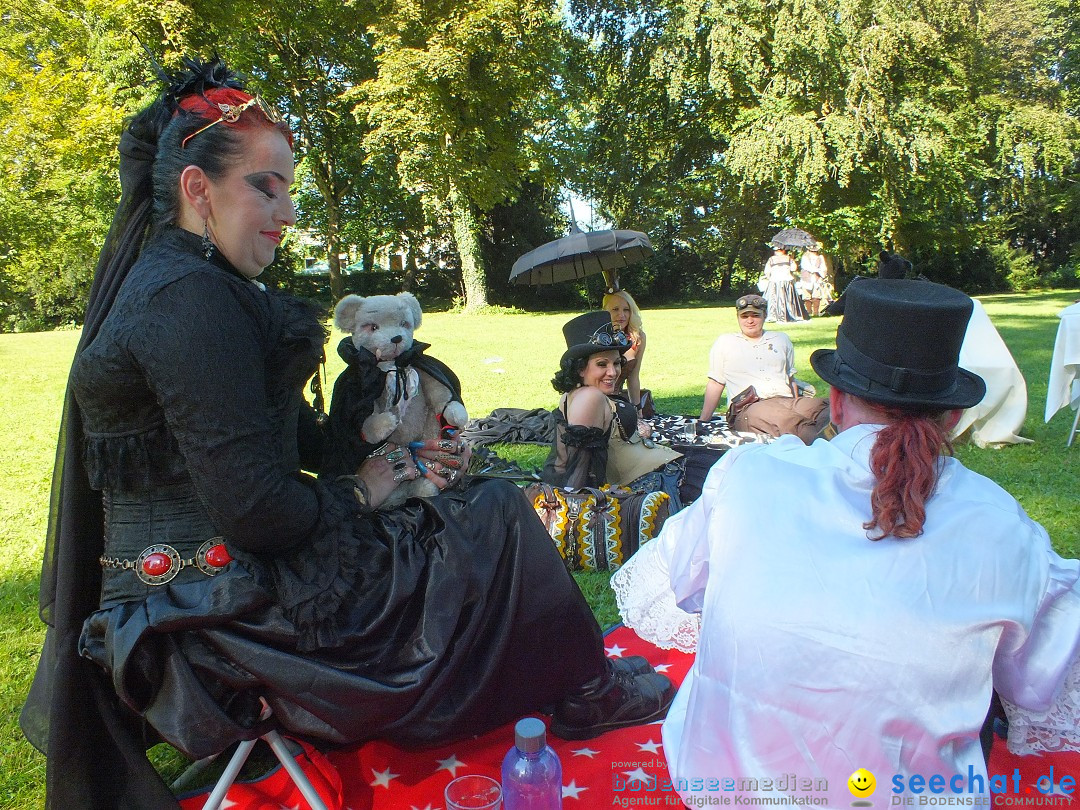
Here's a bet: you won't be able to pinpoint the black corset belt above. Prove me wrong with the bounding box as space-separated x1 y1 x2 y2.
100 483 233 606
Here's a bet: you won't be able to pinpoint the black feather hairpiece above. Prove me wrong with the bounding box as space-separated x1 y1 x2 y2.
162 55 245 114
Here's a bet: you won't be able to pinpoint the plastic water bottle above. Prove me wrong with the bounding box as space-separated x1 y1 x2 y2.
501 717 563 809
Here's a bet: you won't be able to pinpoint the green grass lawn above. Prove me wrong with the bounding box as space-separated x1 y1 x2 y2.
1 290 1078 806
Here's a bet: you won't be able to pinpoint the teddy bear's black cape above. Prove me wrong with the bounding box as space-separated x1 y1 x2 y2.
322 336 464 478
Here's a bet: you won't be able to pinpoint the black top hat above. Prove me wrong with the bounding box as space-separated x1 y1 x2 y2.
809 279 986 410
560 311 632 365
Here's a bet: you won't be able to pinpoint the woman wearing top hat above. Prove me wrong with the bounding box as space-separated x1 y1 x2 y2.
543 311 681 490
611 279 1080 808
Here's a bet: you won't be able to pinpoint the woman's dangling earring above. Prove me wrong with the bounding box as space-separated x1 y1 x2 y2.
201 221 215 261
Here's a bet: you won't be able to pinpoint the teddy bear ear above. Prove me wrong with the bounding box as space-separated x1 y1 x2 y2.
334 295 365 331
397 292 422 329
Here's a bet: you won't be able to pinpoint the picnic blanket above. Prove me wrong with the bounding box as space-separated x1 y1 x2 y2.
461 407 756 449
177 625 1077 809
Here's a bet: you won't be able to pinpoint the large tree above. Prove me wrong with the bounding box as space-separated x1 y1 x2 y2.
0 0 149 328
570 0 1080 290
362 0 572 309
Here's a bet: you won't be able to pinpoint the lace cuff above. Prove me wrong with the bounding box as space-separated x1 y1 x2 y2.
611 545 700 654
1003 647 1080 755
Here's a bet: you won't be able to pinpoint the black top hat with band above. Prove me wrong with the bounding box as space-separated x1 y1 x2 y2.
560 311 632 365
809 279 986 410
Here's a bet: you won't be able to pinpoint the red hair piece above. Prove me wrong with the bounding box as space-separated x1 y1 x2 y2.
864 410 953 540
176 87 293 148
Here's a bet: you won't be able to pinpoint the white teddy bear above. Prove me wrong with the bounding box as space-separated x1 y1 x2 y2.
331 292 468 508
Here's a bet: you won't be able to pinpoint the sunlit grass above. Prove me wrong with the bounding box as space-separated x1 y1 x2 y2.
2 289 1078 804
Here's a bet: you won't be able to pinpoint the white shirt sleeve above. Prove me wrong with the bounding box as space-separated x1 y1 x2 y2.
611 444 754 653
707 336 727 384
780 333 796 381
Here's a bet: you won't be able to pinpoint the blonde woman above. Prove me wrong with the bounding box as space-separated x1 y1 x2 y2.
604 288 649 414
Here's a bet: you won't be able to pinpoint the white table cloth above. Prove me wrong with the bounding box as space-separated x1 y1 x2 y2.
1044 302 1080 425
952 299 1030 446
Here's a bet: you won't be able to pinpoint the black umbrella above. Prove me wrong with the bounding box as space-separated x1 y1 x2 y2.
769 228 818 250
509 219 655 286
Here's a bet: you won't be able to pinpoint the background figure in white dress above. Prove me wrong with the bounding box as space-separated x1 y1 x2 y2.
798 244 831 316
761 247 808 322
613 279 1080 808
952 298 1031 447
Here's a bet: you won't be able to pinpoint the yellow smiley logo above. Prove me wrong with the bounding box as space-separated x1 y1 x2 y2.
848 768 876 798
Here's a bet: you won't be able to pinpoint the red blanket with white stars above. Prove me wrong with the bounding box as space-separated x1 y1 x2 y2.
178 626 1079 810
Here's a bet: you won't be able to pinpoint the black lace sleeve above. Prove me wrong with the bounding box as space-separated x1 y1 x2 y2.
541 409 609 489
128 272 322 554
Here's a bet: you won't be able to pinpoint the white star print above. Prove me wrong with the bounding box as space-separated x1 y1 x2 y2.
637 739 663 754
653 663 671 673
563 779 588 799
219 800 238 810
369 766 399 788
436 753 466 777
571 746 600 758
624 766 653 786
409 804 439 810
605 643 627 657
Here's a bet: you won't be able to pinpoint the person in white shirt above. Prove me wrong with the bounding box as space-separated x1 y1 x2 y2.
614 279 1080 809
698 293 828 443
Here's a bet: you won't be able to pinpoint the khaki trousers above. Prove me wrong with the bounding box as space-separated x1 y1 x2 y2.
730 396 830 445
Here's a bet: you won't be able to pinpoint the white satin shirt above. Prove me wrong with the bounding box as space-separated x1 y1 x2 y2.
615 425 1080 808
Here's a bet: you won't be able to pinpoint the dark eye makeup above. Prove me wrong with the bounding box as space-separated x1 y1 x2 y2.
245 171 290 199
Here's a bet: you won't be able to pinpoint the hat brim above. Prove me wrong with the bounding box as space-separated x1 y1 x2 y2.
810 348 986 410
737 306 766 316
561 342 631 366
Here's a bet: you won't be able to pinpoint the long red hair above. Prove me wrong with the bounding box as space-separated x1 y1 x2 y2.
864 409 953 540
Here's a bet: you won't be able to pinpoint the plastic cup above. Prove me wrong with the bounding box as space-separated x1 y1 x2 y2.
444 774 502 810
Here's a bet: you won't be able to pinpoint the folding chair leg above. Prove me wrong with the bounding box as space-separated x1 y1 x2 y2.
202 698 329 810
264 728 329 810
1069 407 1080 448
202 738 257 810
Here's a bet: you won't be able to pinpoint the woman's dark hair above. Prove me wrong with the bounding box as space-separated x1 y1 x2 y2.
864 406 953 540
89 56 290 311
551 356 589 393
151 57 293 232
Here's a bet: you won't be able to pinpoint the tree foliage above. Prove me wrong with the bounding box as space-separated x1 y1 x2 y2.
362 0 572 309
0 0 1078 329
568 0 1080 295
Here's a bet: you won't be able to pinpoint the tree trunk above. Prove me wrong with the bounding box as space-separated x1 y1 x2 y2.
403 236 418 291
325 199 344 301
721 251 735 295
447 185 488 310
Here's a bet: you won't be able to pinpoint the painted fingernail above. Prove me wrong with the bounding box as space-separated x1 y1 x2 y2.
408 441 425 448
416 460 429 474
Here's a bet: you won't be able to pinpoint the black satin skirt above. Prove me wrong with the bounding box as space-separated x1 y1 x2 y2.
79 480 606 759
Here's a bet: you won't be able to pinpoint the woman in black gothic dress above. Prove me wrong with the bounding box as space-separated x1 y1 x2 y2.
20 58 672 809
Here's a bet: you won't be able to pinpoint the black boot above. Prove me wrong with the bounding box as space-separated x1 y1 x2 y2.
609 655 653 677
550 660 675 741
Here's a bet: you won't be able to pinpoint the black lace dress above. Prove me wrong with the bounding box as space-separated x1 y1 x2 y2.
25 228 606 806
